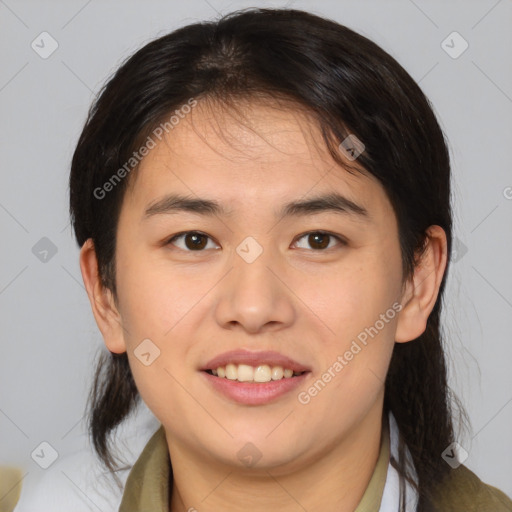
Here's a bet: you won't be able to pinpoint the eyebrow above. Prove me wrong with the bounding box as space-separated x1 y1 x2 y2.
143 192 369 220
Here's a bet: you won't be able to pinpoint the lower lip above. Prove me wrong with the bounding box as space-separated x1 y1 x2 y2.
201 371 310 405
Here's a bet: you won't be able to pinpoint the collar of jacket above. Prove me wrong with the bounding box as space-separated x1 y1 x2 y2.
118 416 392 512
117 411 512 512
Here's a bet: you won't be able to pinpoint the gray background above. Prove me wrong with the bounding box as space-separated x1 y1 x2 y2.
1 0 511 501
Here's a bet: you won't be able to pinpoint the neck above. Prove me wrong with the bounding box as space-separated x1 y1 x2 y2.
167 400 387 512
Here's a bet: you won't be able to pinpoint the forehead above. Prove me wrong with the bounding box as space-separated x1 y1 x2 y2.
124 98 389 219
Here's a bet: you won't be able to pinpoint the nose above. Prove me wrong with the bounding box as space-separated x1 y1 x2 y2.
214 246 296 335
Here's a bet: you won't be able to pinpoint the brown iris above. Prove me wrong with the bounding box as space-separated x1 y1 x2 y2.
307 232 330 250
184 233 208 250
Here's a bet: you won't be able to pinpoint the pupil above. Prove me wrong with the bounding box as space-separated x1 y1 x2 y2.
186 233 207 250
310 233 329 249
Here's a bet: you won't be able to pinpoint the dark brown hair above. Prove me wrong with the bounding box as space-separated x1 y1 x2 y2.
69 7 467 509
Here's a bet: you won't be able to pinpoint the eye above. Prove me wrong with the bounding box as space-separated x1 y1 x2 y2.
293 231 346 251
166 231 219 251
165 230 346 252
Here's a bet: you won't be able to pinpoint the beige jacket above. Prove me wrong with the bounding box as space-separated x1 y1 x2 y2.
118 422 512 512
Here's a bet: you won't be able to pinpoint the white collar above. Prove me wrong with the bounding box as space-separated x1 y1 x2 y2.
379 411 419 511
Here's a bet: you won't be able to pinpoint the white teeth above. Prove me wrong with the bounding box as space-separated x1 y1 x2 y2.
271 366 283 380
208 363 301 382
254 365 271 382
225 363 238 380
237 364 254 382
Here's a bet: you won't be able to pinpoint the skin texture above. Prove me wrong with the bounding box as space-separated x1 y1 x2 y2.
80 98 447 512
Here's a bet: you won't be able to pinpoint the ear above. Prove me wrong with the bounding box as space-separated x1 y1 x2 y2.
395 225 448 343
79 238 127 354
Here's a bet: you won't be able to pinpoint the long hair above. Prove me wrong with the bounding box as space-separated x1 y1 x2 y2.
69 8 467 508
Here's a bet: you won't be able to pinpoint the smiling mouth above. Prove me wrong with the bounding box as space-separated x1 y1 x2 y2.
204 363 306 383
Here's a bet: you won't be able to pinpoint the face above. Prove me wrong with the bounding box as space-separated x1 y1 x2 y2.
109 98 406 471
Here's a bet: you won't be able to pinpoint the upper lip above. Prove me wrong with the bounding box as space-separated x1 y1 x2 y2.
201 349 311 373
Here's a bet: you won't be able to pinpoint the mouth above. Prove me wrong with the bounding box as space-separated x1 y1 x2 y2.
200 350 311 405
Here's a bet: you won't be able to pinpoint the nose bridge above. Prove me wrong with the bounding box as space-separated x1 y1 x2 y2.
232 235 279 306
234 240 274 296
214 236 295 333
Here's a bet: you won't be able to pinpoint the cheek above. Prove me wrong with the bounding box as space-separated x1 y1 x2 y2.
115 256 215 416
301 251 402 342
115 250 209 339
295 247 402 403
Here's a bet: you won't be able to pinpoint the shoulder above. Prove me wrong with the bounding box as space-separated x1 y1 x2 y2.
430 464 512 511
13 409 161 512
13 443 128 512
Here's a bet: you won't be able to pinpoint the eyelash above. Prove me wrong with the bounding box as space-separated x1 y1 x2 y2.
164 230 347 253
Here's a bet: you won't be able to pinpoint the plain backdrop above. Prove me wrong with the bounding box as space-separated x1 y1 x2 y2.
1 0 511 503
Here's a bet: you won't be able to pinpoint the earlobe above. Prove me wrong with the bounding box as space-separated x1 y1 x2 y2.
395 225 448 343
79 238 127 354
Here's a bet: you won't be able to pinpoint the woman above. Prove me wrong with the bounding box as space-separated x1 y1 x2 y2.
69 7 512 512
